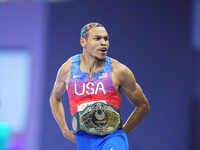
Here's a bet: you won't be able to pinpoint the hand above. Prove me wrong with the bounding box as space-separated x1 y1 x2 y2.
62 129 76 143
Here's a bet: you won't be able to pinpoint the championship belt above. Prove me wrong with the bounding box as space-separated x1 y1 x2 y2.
72 102 122 136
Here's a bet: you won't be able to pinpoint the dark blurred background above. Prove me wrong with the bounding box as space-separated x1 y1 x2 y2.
0 0 200 150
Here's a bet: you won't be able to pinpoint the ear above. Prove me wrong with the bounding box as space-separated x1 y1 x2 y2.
80 38 87 47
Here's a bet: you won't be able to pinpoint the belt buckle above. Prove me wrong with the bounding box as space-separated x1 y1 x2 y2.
72 102 122 136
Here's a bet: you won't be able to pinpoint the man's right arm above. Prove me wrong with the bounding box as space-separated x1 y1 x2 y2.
49 59 75 143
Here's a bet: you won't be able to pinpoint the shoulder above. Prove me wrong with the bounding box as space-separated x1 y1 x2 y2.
56 57 72 81
111 58 136 84
58 57 72 73
60 57 72 72
111 58 133 75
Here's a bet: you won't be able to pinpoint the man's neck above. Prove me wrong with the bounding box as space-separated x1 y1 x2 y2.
80 52 105 73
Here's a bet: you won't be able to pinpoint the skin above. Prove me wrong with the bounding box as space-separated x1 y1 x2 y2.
50 26 150 144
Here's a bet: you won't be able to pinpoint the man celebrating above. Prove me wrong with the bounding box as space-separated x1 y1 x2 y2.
50 22 150 150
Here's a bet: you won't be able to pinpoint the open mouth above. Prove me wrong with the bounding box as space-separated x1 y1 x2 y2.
99 48 107 52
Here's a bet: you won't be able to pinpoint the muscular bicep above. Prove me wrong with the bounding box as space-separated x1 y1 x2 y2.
51 67 67 99
52 79 66 99
120 67 148 107
51 59 71 100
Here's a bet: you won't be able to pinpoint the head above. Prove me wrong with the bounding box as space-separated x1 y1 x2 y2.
80 22 109 60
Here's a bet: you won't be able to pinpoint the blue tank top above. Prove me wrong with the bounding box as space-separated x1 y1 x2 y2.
67 54 121 116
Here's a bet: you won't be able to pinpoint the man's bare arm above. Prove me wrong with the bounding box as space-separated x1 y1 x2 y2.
50 60 75 143
119 65 150 134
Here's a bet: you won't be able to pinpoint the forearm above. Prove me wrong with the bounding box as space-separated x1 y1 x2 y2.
50 95 76 143
50 95 69 132
123 103 150 134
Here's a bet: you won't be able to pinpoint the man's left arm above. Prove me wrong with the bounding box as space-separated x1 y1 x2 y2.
119 66 150 134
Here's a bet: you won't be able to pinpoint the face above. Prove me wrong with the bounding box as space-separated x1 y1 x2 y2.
81 27 109 60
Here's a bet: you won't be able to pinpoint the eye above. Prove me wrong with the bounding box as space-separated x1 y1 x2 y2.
94 37 101 41
104 37 108 41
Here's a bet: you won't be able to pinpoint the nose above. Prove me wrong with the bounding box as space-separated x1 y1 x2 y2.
100 39 106 45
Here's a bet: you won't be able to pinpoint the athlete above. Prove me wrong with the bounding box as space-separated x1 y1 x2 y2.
50 22 150 150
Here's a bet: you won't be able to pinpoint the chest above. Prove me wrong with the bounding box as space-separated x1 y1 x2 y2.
68 71 120 96
70 72 110 92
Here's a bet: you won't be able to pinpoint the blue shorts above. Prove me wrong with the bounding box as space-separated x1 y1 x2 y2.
75 129 129 150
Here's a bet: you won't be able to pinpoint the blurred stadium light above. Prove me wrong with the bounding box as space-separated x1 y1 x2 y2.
193 0 200 51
